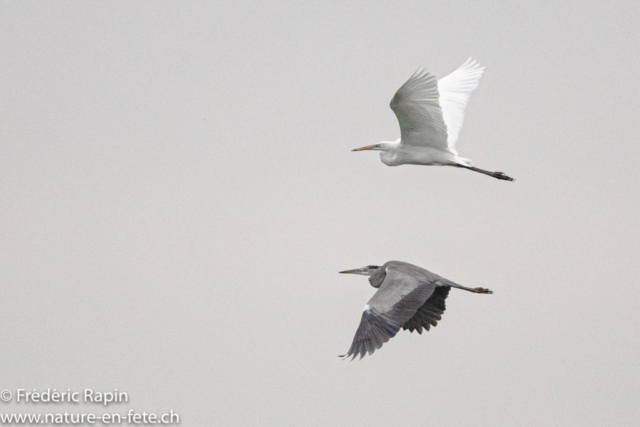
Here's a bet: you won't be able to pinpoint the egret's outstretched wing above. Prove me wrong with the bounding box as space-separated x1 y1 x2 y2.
437 58 485 153
341 263 437 360
390 69 449 151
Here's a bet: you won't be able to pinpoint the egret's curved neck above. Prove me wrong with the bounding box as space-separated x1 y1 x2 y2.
377 140 400 151
377 140 402 166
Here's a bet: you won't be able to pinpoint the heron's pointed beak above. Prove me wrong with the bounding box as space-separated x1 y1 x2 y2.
339 267 373 276
351 144 378 152
339 269 361 274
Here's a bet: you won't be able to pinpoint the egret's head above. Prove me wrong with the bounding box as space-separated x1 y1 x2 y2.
339 265 380 276
351 141 394 152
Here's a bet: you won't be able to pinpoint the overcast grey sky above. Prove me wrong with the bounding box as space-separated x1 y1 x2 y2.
1 1 639 425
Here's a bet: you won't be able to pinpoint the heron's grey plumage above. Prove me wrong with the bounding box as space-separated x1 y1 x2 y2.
403 286 450 334
340 260 492 360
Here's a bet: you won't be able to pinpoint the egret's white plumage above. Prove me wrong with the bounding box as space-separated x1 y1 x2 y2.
353 58 514 181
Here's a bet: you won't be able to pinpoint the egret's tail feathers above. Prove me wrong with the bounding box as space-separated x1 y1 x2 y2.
453 156 473 167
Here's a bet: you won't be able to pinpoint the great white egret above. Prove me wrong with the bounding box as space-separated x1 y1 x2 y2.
339 261 493 360
352 58 514 181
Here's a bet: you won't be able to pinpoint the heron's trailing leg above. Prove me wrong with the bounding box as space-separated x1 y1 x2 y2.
462 165 514 182
470 287 493 294
447 283 493 294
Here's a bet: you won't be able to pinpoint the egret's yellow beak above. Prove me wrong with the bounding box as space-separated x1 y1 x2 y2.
351 144 379 152
339 269 361 274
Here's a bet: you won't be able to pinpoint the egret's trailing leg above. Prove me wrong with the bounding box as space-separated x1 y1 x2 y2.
461 165 514 181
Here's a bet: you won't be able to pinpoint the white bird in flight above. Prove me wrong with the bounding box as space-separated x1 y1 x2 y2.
352 58 514 181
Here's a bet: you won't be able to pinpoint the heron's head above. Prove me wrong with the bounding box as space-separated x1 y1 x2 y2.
351 141 394 152
339 265 380 276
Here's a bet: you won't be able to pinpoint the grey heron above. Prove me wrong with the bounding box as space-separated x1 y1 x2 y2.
339 260 493 360
352 58 514 181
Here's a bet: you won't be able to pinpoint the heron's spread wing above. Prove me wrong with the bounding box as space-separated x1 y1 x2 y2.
390 69 449 151
403 285 450 333
341 264 437 360
437 58 485 153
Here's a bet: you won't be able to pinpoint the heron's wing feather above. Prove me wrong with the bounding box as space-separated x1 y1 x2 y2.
390 70 449 151
403 285 450 333
341 265 436 360
437 58 485 153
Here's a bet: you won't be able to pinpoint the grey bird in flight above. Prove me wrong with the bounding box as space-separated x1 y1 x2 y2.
339 260 493 360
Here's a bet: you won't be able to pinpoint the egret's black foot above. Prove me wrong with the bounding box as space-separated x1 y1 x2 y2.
474 287 493 294
493 172 514 181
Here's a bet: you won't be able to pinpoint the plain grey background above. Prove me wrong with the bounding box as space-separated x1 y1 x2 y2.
1 1 639 425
